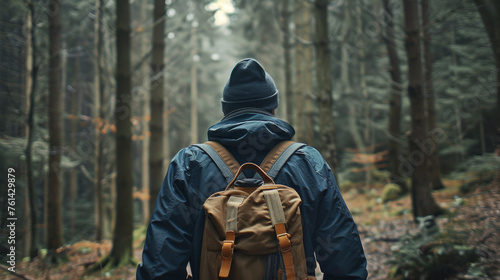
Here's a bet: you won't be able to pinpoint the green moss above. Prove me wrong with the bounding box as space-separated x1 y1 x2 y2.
381 183 402 202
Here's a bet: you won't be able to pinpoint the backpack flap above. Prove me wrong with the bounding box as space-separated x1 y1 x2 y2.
202 184 305 279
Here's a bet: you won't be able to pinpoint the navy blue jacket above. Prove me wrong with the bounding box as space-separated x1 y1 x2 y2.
137 110 367 279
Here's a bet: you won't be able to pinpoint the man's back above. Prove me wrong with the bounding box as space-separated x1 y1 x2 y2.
137 109 367 279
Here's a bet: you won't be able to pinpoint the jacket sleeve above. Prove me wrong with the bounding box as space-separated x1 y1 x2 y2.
137 148 197 280
306 149 368 279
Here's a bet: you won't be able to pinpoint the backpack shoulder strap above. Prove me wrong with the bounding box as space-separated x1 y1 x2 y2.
263 189 296 279
258 141 307 179
193 141 240 184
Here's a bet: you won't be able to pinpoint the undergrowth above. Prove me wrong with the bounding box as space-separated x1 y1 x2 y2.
387 216 487 280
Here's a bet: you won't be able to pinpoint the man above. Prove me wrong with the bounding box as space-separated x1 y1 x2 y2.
137 58 367 279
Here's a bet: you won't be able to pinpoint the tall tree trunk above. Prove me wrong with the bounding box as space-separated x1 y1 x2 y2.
403 0 440 220
190 24 198 144
24 5 33 259
103 13 115 242
140 0 150 224
61 37 71 239
314 0 338 174
163 94 170 173
473 0 500 151
450 29 465 162
356 1 372 187
294 0 305 141
421 0 444 190
382 0 407 192
295 0 314 144
47 0 64 263
25 1 39 260
69 50 79 238
343 53 365 156
282 0 293 125
149 0 166 216
94 0 105 241
142 106 150 222
101 0 136 268
340 1 365 154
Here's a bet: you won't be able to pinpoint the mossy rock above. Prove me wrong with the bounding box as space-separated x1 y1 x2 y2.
381 183 402 202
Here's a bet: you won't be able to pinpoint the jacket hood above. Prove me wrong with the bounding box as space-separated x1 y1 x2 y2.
207 109 295 150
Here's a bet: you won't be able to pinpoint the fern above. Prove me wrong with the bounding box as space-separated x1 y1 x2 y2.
387 216 480 280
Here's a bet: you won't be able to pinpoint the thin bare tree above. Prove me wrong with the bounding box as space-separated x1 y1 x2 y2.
149 0 166 216
403 0 440 219
47 0 64 263
314 0 338 174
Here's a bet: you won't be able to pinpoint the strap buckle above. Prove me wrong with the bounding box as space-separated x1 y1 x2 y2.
277 233 292 253
221 240 235 258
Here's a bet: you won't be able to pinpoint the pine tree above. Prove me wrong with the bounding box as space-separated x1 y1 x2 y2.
90 0 137 269
109 0 135 267
93 0 105 241
25 0 39 260
47 0 64 263
149 0 166 215
402 0 440 219
383 0 407 192
314 0 338 173
294 0 314 143
421 0 444 190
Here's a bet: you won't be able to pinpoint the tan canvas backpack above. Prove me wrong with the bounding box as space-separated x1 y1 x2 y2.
194 141 316 280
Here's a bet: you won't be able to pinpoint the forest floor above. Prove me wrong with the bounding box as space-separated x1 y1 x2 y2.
1 179 499 280
347 179 500 280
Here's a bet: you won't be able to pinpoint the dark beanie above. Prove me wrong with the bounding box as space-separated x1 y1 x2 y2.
222 58 278 115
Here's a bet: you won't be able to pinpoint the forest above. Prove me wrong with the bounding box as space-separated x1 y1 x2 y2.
0 0 499 279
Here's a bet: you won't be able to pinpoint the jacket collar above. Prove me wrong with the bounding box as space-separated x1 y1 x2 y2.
207 108 295 149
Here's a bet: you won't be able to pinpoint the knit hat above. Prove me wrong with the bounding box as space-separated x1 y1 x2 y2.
222 58 278 115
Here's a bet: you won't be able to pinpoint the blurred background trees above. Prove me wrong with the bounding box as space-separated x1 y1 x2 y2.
0 0 498 276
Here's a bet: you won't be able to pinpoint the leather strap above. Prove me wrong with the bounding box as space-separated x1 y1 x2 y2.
255 141 306 179
259 140 295 173
226 163 274 190
267 142 306 179
193 143 235 184
219 196 244 278
219 231 235 278
275 223 296 280
205 141 240 176
196 140 306 185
